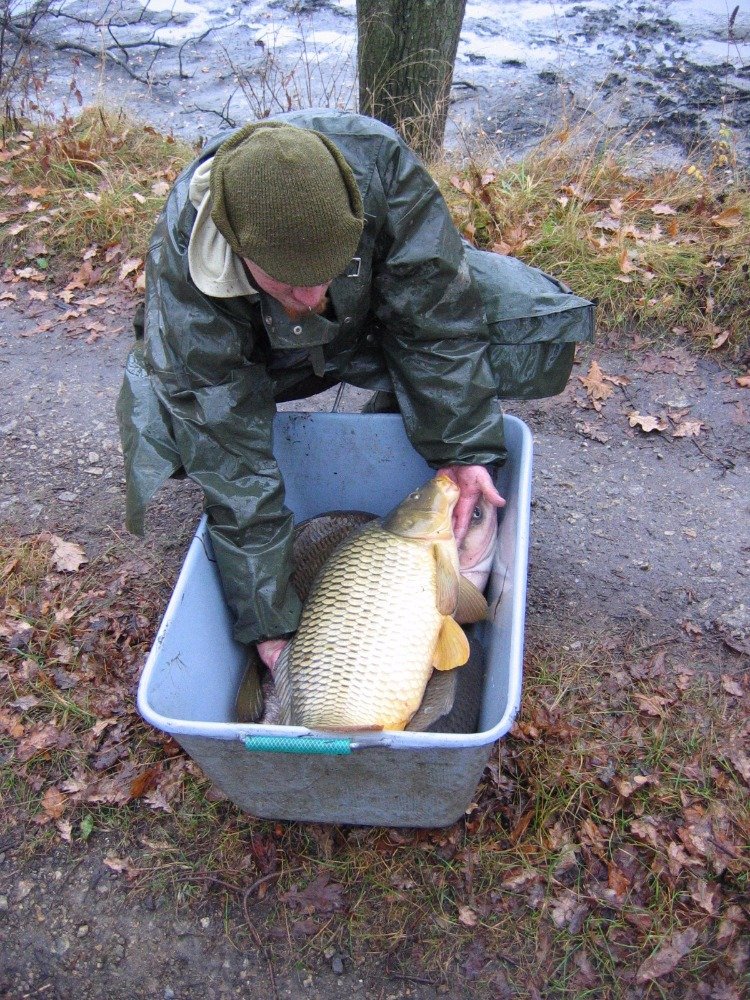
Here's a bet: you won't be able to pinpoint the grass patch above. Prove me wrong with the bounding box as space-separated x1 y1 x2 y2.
436 125 750 351
1 110 748 355
0 108 193 286
2 532 748 996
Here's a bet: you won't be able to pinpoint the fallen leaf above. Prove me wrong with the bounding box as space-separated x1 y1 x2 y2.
56 819 73 842
710 207 743 229
50 535 88 572
576 421 610 443
724 746 750 785
151 180 171 197
41 786 67 820
721 675 744 698
711 329 732 350
636 927 699 983
651 203 677 216
737 374 750 389
619 249 637 273
614 773 658 797
688 879 722 915
628 411 668 433
579 360 614 410
280 873 344 914
458 904 478 927
118 257 142 281
550 890 589 932
672 419 704 438
633 692 671 717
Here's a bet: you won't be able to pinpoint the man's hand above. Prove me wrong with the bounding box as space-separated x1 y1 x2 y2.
436 464 505 546
256 637 290 676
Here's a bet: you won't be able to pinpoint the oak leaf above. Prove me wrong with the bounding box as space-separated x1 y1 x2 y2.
636 927 699 983
628 411 668 433
672 419 704 438
579 360 614 410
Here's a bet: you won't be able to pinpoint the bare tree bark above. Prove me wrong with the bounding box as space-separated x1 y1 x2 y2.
356 0 467 161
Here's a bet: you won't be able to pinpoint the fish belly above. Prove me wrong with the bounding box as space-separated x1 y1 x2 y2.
288 528 441 730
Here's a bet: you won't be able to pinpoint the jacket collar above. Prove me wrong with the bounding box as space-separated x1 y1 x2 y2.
187 157 258 300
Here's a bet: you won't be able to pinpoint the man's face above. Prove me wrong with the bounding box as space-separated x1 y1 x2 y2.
243 259 331 320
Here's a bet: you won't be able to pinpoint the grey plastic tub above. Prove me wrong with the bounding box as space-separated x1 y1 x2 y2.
138 412 532 827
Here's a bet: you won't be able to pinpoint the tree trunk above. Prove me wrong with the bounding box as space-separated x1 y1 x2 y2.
356 0 467 161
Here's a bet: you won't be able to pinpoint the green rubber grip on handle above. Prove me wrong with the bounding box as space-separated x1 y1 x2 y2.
243 735 352 755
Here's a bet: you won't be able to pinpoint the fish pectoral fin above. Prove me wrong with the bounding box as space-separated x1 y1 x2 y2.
272 642 294 727
432 615 470 671
406 670 458 731
454 576 489 624
433 543 460 615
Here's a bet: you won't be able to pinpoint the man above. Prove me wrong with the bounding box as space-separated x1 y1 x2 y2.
118 109 592 671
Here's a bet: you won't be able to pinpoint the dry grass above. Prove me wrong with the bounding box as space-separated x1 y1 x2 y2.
0 109 748 357
2 533 748 996
0 108 193 284
436 124 750 353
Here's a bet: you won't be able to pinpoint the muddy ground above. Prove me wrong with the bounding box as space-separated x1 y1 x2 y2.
1 1 750 996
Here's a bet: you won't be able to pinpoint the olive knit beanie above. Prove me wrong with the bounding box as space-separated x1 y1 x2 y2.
209 121 364 286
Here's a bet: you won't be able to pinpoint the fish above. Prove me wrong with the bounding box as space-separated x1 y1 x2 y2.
457 494 499 591
291 511 376 601
272 475 489 732
235 491 500 729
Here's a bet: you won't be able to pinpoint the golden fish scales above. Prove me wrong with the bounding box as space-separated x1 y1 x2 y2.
286 523 456 731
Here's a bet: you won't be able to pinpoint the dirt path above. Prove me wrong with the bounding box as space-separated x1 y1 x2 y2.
1 276 748 996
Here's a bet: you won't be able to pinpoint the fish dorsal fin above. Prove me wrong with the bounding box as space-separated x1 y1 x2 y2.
432 615 470 671
272 642 294 727
406 670 458 731
454 576 489 625
433 542 460 615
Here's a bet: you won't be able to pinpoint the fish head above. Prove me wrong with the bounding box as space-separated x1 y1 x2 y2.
457 494 499 589
383 475 460 542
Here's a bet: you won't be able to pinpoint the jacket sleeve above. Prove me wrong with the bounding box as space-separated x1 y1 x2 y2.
142 192 302 646
371 137 506 468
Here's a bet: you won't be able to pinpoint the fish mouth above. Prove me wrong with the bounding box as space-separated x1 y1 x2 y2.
383 475 460 540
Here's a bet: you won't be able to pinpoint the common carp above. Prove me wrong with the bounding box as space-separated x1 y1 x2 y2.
457 494 499 591
273 475 488 732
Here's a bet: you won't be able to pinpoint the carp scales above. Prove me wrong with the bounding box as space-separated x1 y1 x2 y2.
272 475 489 732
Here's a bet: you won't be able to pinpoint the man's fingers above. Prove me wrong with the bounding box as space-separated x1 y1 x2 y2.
256 637 289 675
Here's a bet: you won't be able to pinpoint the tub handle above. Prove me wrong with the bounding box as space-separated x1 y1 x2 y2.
243 735 352 755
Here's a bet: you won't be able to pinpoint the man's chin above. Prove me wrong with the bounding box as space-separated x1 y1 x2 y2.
282 297 328 321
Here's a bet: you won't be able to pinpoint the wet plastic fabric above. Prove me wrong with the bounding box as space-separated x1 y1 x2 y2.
117 109 593 645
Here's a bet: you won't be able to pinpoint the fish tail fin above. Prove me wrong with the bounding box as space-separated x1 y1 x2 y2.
432 615 470 671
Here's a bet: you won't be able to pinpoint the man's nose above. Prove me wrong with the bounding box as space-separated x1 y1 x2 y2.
290 284 328 308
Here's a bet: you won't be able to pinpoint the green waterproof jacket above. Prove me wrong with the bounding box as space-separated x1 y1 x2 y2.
117 109 593 646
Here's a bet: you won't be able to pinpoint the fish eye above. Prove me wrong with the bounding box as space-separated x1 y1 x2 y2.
471 505 483 522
